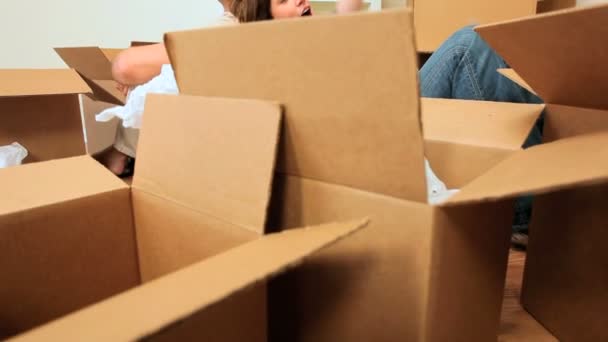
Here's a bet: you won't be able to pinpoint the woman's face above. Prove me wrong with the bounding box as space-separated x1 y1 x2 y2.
270 0 313 19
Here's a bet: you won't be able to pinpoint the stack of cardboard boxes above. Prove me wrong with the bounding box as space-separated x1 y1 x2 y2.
1 4 606 342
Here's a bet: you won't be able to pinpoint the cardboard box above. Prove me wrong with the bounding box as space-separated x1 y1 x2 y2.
55 46 123 154
0 69 90 164
477 4 608 341
164 9 608 340
0 93 368 341
412 0 575 52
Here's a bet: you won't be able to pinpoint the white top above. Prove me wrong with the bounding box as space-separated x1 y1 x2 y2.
215 11 239 25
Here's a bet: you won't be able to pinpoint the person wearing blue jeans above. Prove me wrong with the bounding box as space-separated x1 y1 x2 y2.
419 26 543 248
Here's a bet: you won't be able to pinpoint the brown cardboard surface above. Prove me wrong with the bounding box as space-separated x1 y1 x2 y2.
134 94 282 233
497 68 536 96
54 47 114 80
8 219 368 342
0 187 138 339
537 0 576 13
422 98 541 188
0 69 91 97
522 185 608 342
425 200 514 341
268 174 432 341
447 132 608 205
413 0 537 52
543 103 608 142
131 188 257 282
166 10 427 202
80 96 119 154
87 79 127 105
54 47 125 105
425 140 513 188
0 156 127 215
475 4 608 109
0 95 85 163
100 48 123 62
147 285 266 342
268 172 515 341
422 98 542 150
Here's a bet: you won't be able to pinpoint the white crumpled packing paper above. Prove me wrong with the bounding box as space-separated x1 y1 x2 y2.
0 142 28 168
425 159 459 205
96 64 178 129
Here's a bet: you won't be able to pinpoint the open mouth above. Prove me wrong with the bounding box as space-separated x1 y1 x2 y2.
301 7 312 16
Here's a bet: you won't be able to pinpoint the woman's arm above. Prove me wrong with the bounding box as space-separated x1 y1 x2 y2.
112 43 170 86
336 0 363 14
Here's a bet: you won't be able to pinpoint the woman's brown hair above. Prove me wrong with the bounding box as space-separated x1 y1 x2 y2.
230 0 272 22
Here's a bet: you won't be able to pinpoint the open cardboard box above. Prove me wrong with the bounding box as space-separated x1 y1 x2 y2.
165 9 608 340
476 4 608 341
54 47 127 154
0 69 90 164
0 94 368 341
56 43 159 155
412 0 575 52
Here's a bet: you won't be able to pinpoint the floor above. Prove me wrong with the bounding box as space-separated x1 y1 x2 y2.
498 250 558 341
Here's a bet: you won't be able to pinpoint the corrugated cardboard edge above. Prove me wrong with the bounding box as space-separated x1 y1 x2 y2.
8 218 369 342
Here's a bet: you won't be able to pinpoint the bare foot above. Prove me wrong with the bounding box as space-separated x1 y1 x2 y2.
93 147 129 176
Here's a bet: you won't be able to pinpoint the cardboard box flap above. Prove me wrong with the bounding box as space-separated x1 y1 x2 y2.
54 47 113 80
86 79 126 105
133 94 281 234
10 219 369 342
54 47 125 104
0 69 91 97
165 9 428 202
422 98 543 150
476 4 608 110
0 156 127 216
100 48 123 62
496 68 537 96
443 132 608 206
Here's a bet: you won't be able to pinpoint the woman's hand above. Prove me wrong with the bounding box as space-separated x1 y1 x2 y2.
116 82 130 97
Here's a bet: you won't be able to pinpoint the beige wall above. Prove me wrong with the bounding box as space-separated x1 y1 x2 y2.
0 0 224 68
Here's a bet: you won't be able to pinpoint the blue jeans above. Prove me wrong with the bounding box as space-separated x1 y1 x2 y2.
419 26 543 234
